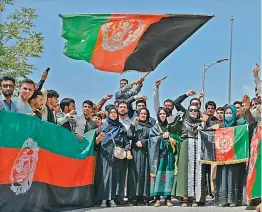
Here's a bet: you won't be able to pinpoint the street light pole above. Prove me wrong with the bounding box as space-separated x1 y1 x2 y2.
228 16 234 104
202 59 229 111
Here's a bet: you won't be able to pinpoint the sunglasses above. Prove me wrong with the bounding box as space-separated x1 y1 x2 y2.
189 109 199 112
2 84 14 88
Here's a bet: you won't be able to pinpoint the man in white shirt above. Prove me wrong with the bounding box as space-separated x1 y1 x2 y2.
14 78 35 114
118 100 132 131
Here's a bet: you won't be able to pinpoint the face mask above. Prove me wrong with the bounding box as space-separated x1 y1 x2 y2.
225 114 233 122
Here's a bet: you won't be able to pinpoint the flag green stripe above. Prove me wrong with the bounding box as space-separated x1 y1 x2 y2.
252 140 261 197
59 14 111 62
233 125 249 160
0 111 95 159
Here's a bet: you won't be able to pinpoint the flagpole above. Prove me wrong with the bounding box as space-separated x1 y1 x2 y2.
228 16 234 104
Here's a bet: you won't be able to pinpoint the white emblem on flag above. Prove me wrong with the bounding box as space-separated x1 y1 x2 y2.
215 134 233 153
101 19 145 52
10 138 39 195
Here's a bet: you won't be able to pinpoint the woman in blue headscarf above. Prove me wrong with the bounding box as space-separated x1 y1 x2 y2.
214 105 247 207
94 107 132 207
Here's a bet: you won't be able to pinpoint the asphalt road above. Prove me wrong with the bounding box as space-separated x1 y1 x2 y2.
65 199 247 212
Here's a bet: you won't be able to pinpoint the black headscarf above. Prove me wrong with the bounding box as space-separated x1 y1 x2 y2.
106 107 122 128
157 107 169 127
137 108 151 128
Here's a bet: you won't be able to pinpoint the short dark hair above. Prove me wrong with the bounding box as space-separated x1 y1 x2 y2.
233 101 242 106
60 98 75 111
82 100 94 107
136 99 147 107
164 99 174 106
120 79 128 84
190 98 201 106
47 89 59 99
0 76 15 85
216 107 224 112
21 78 35 88
205 101 217 110
28 90 43 103
118 100 128 108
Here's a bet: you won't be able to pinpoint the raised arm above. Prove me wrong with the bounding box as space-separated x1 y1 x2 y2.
36 71 48 91
253 65 261 94
96 94 113 112
243 95 256 125
173 90 196 113
153 85 161 115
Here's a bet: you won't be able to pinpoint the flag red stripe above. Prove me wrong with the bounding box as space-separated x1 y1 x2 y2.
0 148 94 187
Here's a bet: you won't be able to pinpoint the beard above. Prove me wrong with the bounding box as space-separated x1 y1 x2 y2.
119 111 128 116
2 90 13 97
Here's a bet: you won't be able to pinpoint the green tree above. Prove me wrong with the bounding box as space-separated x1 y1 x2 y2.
0 0 44 81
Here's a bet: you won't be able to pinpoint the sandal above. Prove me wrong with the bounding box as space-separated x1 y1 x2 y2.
154 200 161 207
166 200 173 207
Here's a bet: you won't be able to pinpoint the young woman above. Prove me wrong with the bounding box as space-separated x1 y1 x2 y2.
214 105 250 207
127 108 151 206
94 107 132 207
148 107 177 207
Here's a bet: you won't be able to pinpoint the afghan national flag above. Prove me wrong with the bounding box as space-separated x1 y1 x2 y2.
0 111 96 212
59 13 213 73
200 125 249 165
247 126 261 200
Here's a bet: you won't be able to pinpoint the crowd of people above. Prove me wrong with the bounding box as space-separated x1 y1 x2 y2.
0 64 261 209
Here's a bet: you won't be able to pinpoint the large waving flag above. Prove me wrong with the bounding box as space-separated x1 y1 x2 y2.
59 13 214 73
247 126 261 200
0 111 96 212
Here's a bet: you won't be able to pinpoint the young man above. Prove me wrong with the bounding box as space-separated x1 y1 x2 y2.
14 78 35 114
56 98 77 132
75 100 97 136
118 100 132 131
0 76 17 112
233 101 245 120
216 107 225 127
205 101 218 128
115 78 144 102
28 90 44 119
46 89 59 123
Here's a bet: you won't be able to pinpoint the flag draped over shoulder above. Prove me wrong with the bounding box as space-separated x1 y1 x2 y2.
0 111 96 212
247 126 261 200
200 125 249 165
59 13 214 73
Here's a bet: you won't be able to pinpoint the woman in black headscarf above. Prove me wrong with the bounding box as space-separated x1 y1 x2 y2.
95 107 132 207
127 108 151 206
